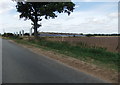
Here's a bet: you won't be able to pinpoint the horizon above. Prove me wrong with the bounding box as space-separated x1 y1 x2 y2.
2 31 120 35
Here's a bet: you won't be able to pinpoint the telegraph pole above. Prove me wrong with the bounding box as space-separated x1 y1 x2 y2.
30 27 33 36
22 30 24 36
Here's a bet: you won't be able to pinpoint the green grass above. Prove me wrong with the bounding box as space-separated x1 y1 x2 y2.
7 37 119 71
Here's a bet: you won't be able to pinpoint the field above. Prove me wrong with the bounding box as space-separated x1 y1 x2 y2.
46 36 119 53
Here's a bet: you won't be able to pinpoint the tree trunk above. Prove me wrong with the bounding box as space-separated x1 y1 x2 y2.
34 23 38 39
34 16 38 39
34 7 39 39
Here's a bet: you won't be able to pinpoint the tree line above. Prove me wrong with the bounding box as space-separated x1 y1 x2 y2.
86 34 120 37
1 33 120 37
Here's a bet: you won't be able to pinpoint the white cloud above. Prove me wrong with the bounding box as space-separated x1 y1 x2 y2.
39 3 118 34
13 13 21 19
72 0 119 2
0 0 16 14
108 12 118 19
75 4 80 8
0 2 118 34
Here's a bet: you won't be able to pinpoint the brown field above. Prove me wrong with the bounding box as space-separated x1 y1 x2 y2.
46 36 119 53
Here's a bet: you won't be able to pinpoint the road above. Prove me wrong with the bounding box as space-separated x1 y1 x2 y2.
2 39 107 83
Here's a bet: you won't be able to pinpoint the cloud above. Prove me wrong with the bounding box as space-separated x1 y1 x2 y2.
40 12 118 34
75 4 80 8
108 12 118 19
0 2 118 34
72 0 119 2
40 3 118 34
0 0 15 14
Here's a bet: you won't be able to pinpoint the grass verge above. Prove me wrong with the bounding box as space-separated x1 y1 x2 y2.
7 36 119 71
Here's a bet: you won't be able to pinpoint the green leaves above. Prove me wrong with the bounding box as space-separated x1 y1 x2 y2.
16 2 75 21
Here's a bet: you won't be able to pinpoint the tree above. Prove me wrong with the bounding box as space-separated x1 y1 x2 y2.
15 1 75 38
2 33 14 37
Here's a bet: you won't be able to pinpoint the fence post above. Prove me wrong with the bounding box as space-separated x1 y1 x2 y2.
16 32 18 36
30 28 32 36
62 36 64 42
19 31 21 36
22 30 24 37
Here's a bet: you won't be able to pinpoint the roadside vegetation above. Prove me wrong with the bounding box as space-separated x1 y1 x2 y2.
5 36 119 71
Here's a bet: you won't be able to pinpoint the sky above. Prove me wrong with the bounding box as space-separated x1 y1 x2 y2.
0 0 119 34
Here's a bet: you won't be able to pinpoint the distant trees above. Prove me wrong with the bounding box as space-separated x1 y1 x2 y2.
2 33 14 37
2 32 120 37
15 2 75 38
86 34 120 37
24 33 29 36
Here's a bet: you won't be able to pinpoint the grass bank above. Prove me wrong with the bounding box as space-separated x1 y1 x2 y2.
7 36 119 71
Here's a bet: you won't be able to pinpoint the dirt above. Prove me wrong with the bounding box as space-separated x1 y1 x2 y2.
10 40 119 83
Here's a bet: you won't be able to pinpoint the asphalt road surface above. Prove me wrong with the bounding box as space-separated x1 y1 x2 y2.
2 39 107 83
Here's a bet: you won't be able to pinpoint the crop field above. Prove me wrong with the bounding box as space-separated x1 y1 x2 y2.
46 36 119 53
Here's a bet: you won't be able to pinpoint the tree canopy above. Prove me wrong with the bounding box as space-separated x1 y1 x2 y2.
16 2 75 37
